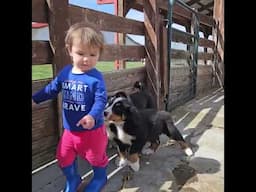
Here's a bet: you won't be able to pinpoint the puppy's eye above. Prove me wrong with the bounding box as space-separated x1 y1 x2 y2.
112 102 124 114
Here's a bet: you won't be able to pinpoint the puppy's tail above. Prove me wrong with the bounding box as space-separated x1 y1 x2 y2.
155 111 181 140
157 111 193 156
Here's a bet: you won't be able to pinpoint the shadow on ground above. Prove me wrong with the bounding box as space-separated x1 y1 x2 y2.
102 88 224 192
170 157 220 191
172 88 224 154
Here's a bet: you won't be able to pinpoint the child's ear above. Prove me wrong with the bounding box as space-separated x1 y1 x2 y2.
66 45 72 55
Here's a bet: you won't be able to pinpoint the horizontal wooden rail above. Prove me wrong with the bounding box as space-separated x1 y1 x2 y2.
100 45 145 61
172 28 193 46
171 49 213 60
198 52 213 60
172 28 214 49
198 38 215 49
69 5 145 35
32 1 145 35
135 0 214 27
32 0 48 22
32 41 212 65
32 41 53 64
32 42 145 64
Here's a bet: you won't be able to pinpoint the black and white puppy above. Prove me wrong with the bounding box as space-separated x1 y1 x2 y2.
104 80 154 151
104 95 193 172
105 80 154 150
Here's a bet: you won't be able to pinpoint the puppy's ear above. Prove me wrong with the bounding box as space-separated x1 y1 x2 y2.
115 91 128 98
122 100 132 109
122 100 138 114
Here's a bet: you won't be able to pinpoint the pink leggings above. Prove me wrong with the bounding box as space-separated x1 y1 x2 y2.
56 125 109 168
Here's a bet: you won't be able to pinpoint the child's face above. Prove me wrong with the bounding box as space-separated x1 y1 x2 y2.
68 38 100 73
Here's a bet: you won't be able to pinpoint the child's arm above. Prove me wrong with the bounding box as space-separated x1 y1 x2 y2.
32 76 61 104
88 76 107 122
76 78 106 129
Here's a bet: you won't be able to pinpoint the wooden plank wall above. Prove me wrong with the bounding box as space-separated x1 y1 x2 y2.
104 67 146 96
168 65 216 110
32 0 217 170
32 79 58 170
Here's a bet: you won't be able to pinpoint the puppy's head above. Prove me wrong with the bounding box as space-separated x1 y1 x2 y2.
105 91 127 108
104 95 136 122
133 81 144 91
114 91 128 98
105 92 128 109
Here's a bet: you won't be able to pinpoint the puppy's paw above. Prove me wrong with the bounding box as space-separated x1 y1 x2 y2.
128 159 140 172
115 156 128 167
141 148 155 155
184 147 193 156
143 142 151 149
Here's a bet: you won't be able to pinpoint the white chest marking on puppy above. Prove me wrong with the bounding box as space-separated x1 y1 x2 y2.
105 120 116 140
115 122 135 145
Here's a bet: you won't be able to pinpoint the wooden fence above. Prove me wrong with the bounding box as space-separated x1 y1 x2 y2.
32 0 220 170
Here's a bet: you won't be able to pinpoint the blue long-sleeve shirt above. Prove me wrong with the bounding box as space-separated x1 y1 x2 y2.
32 64 107 131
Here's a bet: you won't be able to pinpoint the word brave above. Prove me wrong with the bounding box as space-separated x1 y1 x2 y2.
63 102 86 111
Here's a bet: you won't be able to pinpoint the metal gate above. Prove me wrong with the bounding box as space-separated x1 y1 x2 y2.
165 0 199 111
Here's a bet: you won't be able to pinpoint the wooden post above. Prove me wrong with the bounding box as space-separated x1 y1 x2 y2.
144 0 163 110
213 0 224 87
96 0 124 69
185 25 191 68
46 0 70 137
203 32 209 65
116 0 126 69
190 12 199 97
160 14 169 110
213 0 224 61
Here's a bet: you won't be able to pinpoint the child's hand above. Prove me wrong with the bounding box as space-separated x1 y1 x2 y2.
76 115 95 129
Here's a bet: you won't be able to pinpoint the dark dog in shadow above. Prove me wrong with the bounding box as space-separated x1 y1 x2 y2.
104 90 193 171
129 81 156 110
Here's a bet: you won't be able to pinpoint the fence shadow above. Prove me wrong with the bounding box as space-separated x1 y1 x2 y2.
172 87 224 154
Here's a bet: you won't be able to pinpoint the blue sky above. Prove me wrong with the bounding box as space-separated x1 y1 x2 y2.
69 0 144 21
69 0 114 14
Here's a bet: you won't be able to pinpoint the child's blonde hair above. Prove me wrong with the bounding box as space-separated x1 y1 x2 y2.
65 22 104 54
